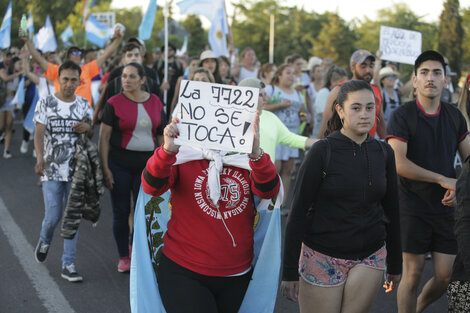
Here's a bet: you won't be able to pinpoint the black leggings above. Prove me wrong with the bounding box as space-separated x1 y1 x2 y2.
158 253 253 313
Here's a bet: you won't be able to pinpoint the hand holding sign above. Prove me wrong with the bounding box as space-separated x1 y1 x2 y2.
163 118 181 153
174 80 259 153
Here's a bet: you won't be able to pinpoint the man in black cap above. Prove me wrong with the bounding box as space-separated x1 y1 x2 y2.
318 49 386 139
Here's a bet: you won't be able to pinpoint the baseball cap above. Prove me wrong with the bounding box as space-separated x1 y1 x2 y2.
238 78 265 89
350 49 375 66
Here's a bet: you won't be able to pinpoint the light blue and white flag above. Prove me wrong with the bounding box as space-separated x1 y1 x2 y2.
9 76 25 110
176 35 188 56
60 24 73 45
23 85 38 135
208 3 228 57
27 12 34 39
0 2 12 49
138 0 157 41
35 16 57 53
130 182 283 313
177 0 220 21
85 14 112 48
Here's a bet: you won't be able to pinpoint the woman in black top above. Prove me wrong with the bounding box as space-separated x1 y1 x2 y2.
280 80 402 312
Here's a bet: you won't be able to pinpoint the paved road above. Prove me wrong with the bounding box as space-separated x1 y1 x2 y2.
0 119 448 312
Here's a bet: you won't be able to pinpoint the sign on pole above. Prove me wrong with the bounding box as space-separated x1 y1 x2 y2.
379 26 422 65
173 80 259 153
91 12 116 29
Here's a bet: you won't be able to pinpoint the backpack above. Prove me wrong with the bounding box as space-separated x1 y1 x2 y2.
403 100 461 140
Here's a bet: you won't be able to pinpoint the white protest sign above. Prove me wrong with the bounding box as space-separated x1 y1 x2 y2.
173 80 259 153
380 26 422 65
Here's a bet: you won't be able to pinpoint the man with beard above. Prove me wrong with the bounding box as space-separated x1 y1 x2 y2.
387 50 470 313
33 61 93 282
317 49 385 139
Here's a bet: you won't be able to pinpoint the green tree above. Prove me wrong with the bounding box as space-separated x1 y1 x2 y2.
181 15 207 57
313 13 356 69
438 0 463 79
461 7 470 69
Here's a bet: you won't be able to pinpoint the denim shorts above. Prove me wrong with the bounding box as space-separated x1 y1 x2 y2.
298 243 387 287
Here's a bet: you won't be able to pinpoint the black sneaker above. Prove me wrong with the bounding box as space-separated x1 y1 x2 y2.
35 239 50 263
61 264 83 282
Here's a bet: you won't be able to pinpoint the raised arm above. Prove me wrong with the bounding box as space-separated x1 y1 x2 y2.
20 46 40 85
96 29 124 68
19 29 49 73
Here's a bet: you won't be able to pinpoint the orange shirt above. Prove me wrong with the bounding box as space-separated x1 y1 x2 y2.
45 60 100 107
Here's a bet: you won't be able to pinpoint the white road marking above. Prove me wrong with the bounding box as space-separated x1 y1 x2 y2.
0 197 74 313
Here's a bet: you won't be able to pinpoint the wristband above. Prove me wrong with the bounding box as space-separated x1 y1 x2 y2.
249 148 264 162
162 146 178 154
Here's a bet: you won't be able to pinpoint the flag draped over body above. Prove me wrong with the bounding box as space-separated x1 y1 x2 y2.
130 165 283 313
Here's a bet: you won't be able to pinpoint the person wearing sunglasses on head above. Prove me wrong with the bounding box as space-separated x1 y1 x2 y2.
20 27 124 108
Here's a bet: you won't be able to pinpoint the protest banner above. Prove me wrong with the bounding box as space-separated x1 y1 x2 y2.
379 26 422 65
173 80 259 153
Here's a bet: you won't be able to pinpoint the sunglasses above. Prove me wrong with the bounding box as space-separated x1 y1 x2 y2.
70 50 82 56
385 75 397 80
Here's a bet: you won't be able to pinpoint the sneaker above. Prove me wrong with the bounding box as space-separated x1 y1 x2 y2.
61 264 83 282
118 256 131 273
3 150 12 159
34 239 49 263
20 140 29 154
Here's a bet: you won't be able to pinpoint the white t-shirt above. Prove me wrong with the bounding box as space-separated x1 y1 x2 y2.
37 77 55 100
238 66 258 82
33 94 92 181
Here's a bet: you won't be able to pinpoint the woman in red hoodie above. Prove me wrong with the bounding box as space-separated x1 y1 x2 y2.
141 84 280 313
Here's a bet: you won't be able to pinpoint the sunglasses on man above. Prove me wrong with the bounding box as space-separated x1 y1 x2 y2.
70 50 82 56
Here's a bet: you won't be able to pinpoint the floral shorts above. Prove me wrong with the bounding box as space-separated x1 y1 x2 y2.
299 244 387 287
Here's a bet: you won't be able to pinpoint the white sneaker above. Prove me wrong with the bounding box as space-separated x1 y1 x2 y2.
20 140 29 154
3 150 12 159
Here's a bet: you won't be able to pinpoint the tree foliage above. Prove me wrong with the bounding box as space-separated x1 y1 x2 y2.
438 0 463 79
181 15 207 57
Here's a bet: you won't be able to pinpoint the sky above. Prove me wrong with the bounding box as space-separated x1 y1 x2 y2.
111 0 470 24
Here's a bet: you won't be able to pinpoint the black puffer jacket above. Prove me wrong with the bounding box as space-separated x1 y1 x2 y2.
283 131 402 281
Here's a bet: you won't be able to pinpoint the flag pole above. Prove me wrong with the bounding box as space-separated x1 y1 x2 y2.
269 14 274 63
163 0 168 108
223 0 233 54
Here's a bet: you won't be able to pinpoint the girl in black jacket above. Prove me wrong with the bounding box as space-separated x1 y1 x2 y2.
281 80 402 312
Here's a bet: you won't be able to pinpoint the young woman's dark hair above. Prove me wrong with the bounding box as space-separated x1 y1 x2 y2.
325 80 374 137
414 50 446 76
286 54 303 65
200 57 222 83
324 66 348 90
123 62 146 79
7 56 20 75
192 67 215 83
58 60 82 77
270 64 291 86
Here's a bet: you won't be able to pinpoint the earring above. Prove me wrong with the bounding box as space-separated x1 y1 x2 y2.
340 118 344 126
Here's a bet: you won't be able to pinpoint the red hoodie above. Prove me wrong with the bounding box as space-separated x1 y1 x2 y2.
142 146 280 276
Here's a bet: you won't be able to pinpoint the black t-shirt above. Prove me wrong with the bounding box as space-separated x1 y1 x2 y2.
386 99 468 216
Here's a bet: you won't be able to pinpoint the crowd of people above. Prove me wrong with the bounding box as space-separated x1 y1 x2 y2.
1 23 470 313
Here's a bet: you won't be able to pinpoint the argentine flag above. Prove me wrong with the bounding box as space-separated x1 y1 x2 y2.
35 16 57 53
0 2 12 49
85 14 112 48
177 0 219 21
60 24 73 45
208 4 228 57
9 76 25 109
138 0 157 41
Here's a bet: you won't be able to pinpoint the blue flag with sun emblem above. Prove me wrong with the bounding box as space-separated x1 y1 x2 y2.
130 186 283 313
85 14 112 48
208 2 228 57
